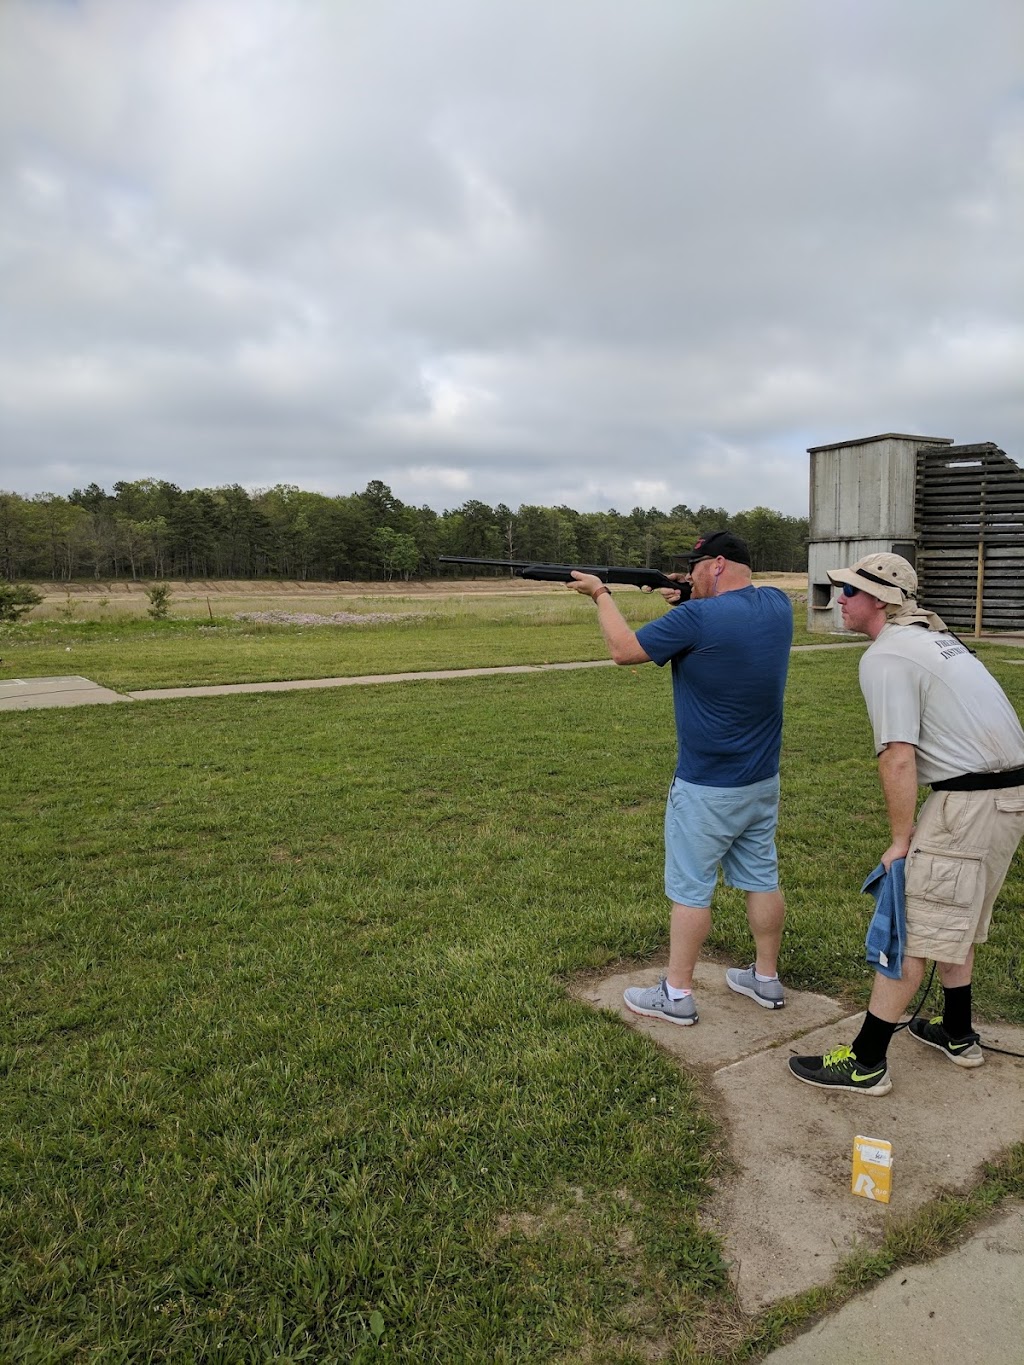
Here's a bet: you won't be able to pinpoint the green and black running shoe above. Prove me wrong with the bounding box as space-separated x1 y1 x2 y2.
788 1045 892 1095
909 1016 984 1068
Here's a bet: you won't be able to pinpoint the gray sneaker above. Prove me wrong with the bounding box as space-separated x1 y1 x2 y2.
726 964 785 1010
623 978 698 1026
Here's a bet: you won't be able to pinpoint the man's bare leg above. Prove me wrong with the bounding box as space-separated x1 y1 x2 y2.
866 954 926 1022
867 949 974 1025
745 888 786 977
938 945 974 989
666 903 711 991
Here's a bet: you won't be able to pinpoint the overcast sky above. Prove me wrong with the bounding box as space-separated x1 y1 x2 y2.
0 0 1021 517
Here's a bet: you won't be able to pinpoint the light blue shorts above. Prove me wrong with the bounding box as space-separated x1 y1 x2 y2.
664 774 781 907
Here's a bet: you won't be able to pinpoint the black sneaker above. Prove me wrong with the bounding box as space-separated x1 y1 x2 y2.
788 1045 892 1095
908 1016 983 1068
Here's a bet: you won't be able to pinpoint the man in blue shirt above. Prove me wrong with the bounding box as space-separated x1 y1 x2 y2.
568 531 793 1025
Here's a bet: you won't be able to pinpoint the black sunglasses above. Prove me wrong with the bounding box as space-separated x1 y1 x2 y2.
841 584 861 597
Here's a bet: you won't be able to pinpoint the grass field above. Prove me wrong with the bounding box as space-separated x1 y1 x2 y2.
2 583 821 692
2 604 1022 1361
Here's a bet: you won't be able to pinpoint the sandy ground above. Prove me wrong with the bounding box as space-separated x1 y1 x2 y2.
37 573 808 595
32 572 808 608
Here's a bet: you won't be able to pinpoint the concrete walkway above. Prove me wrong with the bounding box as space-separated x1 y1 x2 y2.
20 636 1024 712
763 1201 1024 1363
0 660 620 709
1 649 867 711
125 658 619 701
4 637 1021 713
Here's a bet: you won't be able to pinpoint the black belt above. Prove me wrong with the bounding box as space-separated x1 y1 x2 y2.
931 767 1024 792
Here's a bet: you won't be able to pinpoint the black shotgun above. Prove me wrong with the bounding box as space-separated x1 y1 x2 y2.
438 556 691 600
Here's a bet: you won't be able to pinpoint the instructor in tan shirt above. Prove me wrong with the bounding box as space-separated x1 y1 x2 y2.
789 553 1024 1096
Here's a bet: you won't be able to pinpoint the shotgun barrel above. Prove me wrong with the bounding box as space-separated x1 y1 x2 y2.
437 556 690 599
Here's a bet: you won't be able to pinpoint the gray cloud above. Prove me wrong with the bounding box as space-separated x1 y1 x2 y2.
1 0 1021 515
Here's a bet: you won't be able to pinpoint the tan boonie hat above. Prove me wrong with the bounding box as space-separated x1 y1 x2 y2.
827 553 918 605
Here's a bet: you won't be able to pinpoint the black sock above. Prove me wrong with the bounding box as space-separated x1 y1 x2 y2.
850 1012 898 1069
942 985 973 1039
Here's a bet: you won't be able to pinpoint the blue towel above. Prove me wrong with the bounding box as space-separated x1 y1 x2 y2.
862 859 907 980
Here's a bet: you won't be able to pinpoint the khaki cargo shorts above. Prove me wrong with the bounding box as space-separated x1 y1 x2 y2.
904 784 1024 964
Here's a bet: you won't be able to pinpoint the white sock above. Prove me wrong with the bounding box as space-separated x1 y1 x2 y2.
664 981 692 1001
754 970 778 983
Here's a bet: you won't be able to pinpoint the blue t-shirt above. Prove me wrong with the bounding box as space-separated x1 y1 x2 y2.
635 586 792 787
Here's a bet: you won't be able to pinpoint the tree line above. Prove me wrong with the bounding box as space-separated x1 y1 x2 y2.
0 479 808 583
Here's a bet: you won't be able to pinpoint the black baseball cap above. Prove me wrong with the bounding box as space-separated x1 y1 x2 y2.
686 530 751 567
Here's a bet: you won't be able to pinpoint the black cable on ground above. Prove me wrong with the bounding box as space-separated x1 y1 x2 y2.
979 1041 1024 1058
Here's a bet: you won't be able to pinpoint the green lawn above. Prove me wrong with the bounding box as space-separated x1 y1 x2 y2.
1 589 824 691
2 638 1022 1361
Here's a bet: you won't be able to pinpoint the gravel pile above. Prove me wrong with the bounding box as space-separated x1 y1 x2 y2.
233 610 420 626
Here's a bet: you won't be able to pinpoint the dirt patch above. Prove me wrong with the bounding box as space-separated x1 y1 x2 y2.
25 574 808 624
33 577 562 600
232 610 425 626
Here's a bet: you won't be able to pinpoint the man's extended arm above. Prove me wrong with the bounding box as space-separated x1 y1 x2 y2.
877 741 918 869
568 572 651 665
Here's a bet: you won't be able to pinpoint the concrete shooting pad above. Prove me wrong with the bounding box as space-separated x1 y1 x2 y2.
574 962 1024 1312
0 675 129 710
